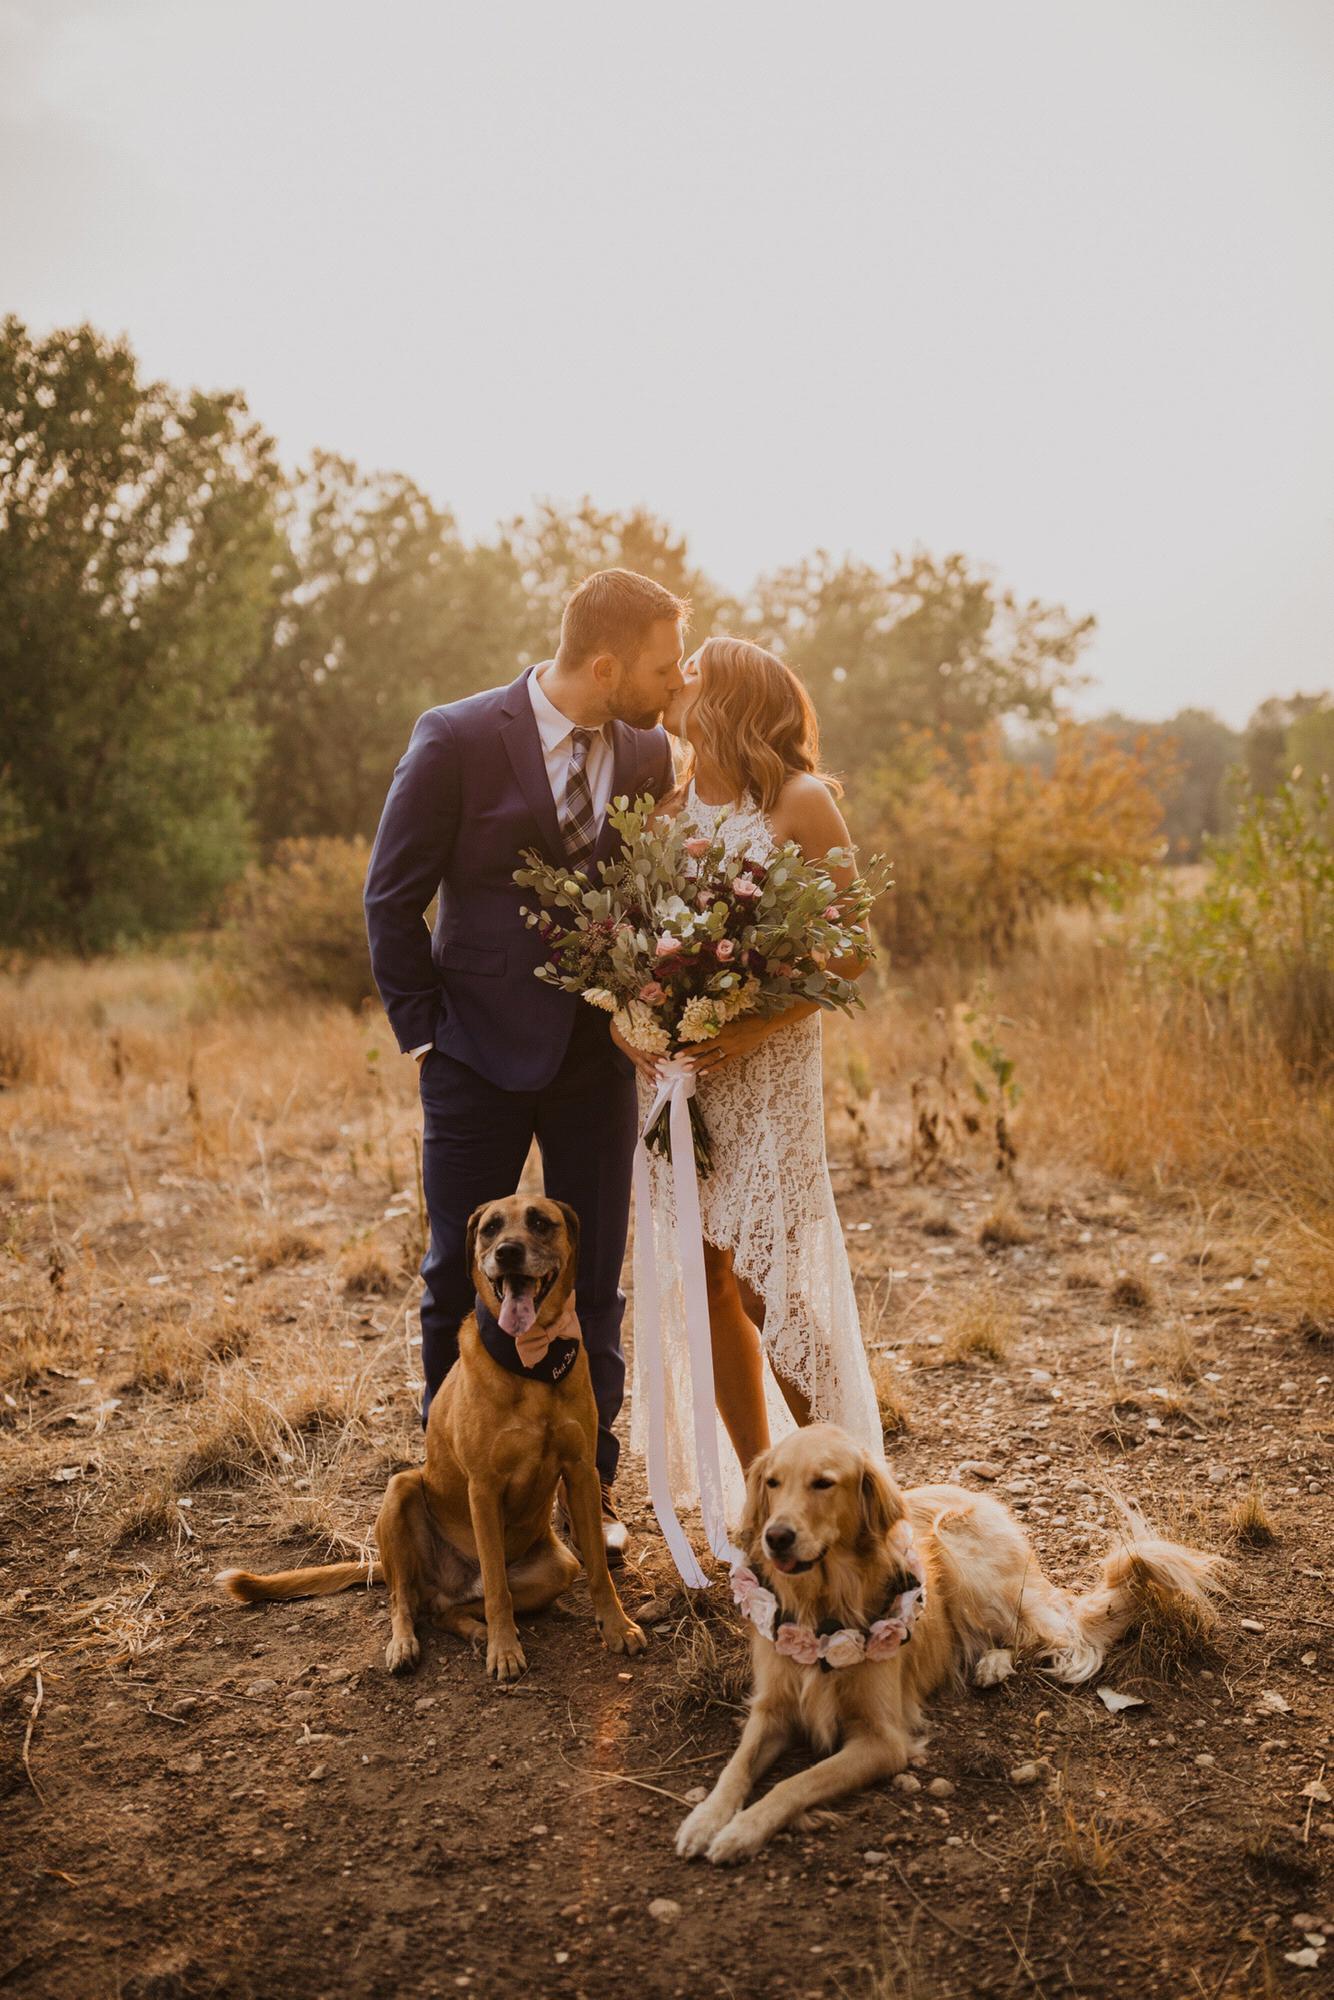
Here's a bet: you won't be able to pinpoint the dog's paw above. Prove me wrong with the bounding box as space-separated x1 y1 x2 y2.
385 1631 421 1675
675 1795 733 1860
486 1631 527 1682
973 1647 1014 1688
605 1617 647 1657
705 1813 767 1866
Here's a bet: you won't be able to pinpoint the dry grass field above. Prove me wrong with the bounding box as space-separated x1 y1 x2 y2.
1 931 1331 2000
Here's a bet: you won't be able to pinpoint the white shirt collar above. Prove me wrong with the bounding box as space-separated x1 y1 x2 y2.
528 664 607 754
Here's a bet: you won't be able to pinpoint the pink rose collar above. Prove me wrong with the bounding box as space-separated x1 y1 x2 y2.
730 1527 927 1671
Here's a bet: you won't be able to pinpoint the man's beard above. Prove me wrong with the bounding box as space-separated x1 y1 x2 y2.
609 696 664 730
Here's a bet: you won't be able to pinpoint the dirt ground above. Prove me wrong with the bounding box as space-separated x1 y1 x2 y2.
1 1002 1331 2000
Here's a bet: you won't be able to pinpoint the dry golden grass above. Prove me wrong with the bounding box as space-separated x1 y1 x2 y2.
115 1358 380 1545
340 1240 401 1296
1058 1801 1120 1883
0 956 420 1575
1109 1271 1154 1313
1229 1485 1278 1548
655 1603 751 1725
251 1226 324 1271
870 1354 912 1434
127 1300 260 1394
1063 1257 1104 1292
863 1924 950 2000
1145 1318 1210 1383
1 1329 64 1397
938 1290 1018 1366
903 1194 958 1238
978 1196 1033 1250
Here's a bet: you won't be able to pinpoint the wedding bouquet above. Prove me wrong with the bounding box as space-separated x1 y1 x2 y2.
514 796 892 1171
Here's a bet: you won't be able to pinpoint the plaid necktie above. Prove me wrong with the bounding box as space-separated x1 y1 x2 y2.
560 727 599 870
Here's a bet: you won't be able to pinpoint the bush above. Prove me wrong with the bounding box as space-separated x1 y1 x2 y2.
858 724 1168 964
1142 778 1334 1077
217 837 375 1008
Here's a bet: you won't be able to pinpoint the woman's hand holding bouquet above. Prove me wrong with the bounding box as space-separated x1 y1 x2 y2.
514 797 891 1172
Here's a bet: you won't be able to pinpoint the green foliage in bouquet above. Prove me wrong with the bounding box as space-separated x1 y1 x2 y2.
515 796 892 1168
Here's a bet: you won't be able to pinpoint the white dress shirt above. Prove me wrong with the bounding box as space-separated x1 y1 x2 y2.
411 667 613 1060
526 663 615 822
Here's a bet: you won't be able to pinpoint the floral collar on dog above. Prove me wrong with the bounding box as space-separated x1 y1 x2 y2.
730 1530 927 1671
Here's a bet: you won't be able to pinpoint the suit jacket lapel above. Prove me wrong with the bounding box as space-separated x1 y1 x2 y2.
500 670 564 860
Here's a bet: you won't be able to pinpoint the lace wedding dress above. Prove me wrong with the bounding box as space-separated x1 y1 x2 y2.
629 783 882 1521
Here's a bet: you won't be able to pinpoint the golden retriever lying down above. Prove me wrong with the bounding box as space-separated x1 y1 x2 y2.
678 1424 1223 1866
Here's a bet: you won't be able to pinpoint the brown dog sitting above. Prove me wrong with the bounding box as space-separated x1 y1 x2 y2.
217 1195 647 1681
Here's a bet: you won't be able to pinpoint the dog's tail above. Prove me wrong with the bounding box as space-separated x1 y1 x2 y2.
1039 1514 1226 1685
216 1560 383 1605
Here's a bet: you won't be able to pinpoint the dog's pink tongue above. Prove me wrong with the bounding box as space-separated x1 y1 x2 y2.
498 1286 536 1339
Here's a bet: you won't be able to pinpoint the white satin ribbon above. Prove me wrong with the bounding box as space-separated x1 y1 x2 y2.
633 1055 745 1588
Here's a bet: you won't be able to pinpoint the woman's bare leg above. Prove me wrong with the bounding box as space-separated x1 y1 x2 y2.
731 1260 812 1429
703 1245 815 1459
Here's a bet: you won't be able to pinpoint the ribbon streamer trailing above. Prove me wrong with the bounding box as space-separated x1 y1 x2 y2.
632 1056 745 1588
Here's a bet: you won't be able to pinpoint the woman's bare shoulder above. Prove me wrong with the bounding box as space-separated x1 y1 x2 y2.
769 772 849 845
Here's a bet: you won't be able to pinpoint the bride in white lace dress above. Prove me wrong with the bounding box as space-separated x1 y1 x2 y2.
615 637 882 1515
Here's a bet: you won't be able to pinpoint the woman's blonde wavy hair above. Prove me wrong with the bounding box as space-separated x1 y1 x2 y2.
682 637 839 812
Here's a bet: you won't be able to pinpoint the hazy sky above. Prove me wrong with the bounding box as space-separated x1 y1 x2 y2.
3 0 1331 727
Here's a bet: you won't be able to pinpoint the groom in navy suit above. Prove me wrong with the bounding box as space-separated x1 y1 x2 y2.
364 569 686 1561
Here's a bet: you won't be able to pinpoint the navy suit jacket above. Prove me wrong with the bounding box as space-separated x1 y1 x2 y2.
364 668 674 1091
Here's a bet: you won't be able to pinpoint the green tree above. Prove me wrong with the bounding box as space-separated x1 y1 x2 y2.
1286 700 1334 799
0 318 284 950
251 453 480 846
500 499 735 654
1086 708 1240 860
746 549 1093 778
251 488 723 847
1243 692 1330 795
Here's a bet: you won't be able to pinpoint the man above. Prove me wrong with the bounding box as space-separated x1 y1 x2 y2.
364 568 686 1563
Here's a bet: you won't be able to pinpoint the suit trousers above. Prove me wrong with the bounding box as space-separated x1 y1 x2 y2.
415 1004 638 1485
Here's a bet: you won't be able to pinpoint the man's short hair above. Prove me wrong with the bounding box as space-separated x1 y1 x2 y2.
559 568 690 666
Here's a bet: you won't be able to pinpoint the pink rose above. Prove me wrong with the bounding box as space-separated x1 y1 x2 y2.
732 874 760 900
655 935 680 957
684 837 711 857
638 981 666 1005
730 1566 777 1635
715 939 735 961
823 1629 866 1671
773 1623 822 1666
824 905 842 921
866 1618 908 1661
730 1564 761 1606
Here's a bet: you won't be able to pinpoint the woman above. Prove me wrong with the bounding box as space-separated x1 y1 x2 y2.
615 637 882 1503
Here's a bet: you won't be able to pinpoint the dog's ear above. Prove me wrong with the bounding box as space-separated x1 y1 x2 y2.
858 1452 901 1547
552 1201 581 1280
739 1448 772 1557
464 1204 489 1288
